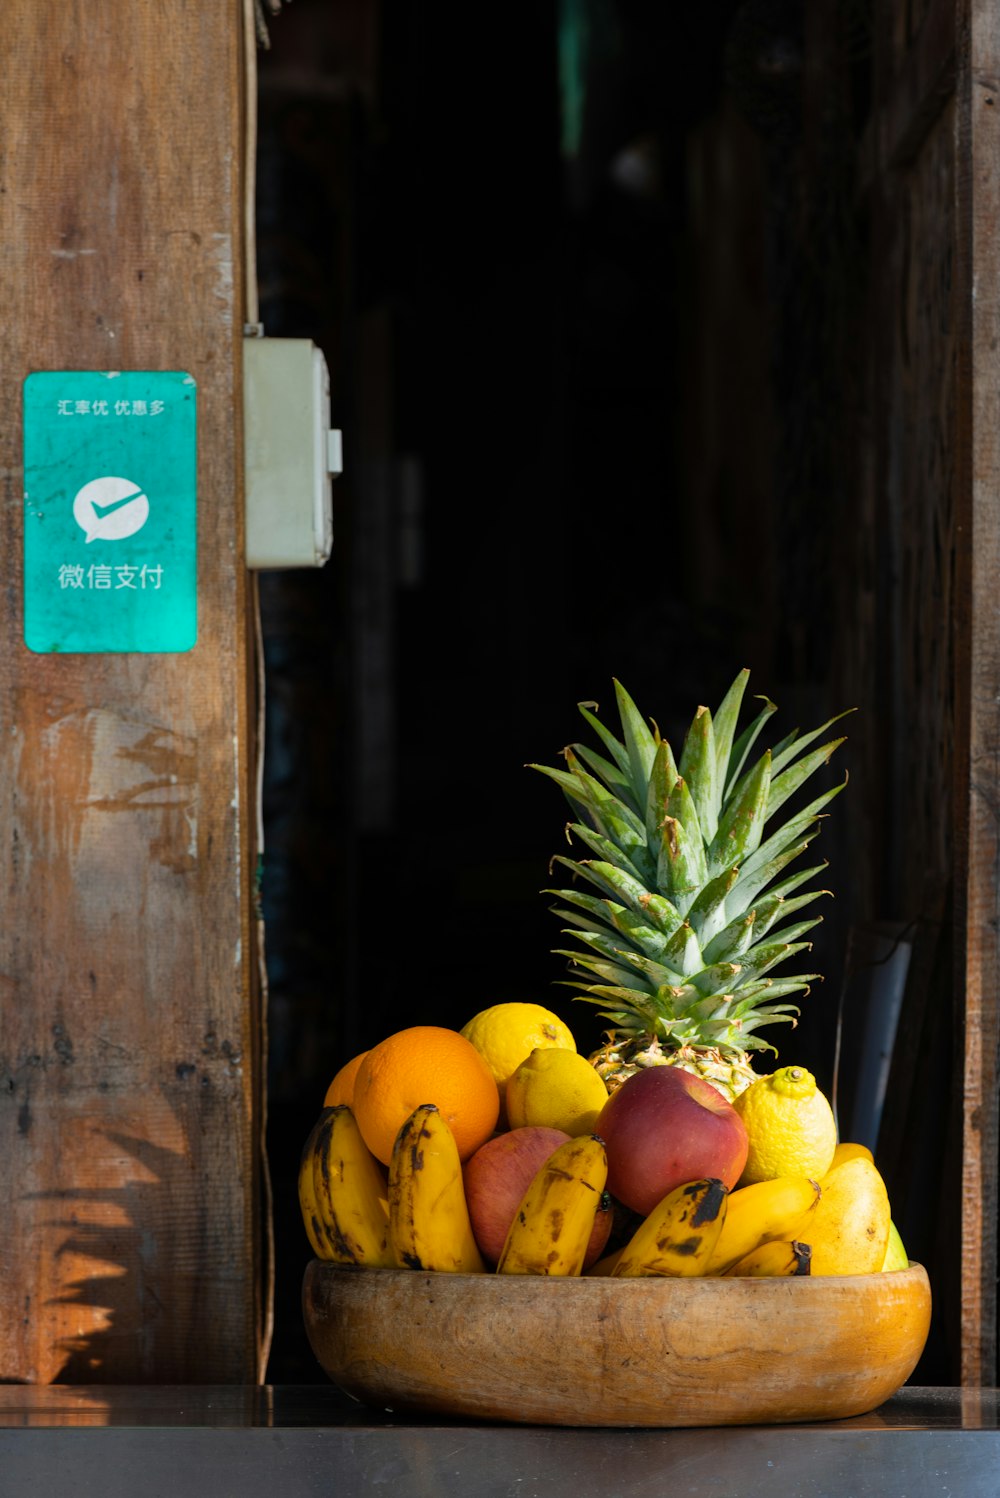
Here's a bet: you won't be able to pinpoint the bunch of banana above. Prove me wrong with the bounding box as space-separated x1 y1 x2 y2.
498 1135 608 1276
297 1104 394 1268
613 1178 729 1278
707 1144 902 1278
298 1097 911 1284
388 1104 485 1273
703 1175 821 1276
298 1109 333 1259
725 1239 812 1277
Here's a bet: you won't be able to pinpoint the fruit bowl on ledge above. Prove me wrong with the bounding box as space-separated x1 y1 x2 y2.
302 1259 931 1429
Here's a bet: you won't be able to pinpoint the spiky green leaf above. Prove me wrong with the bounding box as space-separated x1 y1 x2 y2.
664 773 704 852
614 680 658 803
754 889 830 942
707 749 771 878
678 704 719 845
712 670 750 799
685 865 741 946
727 836 821 919
731 938 815 988
562 749 649 849
569 742 638 811
766 738 847 823
611 945 693 990
701 910 757 966
725 695 777 798
547 889 673 961
688 961 742 997
770 709 856 778
537 672 850 1067
552 854 682 935
563 822 653 887
645 738 679 850
575 702 631 776
749 864 829 932
560 928 686 986
737 776 846 888
558 949 655 991
657 814 708 913
553 907 641 953
661 920 705 979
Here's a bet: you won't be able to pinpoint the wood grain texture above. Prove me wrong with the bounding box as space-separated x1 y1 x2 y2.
954 0 1000 1390
0 2 262 1381
861 0 998 1386
859 0 955 185
303 1263 932 1428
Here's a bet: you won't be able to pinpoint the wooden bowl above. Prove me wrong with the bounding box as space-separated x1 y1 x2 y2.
302 1260 931 1429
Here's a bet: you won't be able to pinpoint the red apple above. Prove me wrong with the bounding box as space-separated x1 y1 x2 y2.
463 1126 613 1268
598 1066 749 1217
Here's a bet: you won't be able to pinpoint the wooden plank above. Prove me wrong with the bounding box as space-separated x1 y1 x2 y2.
954 0 1000 1389
859 0 956 191
0 2 262 1382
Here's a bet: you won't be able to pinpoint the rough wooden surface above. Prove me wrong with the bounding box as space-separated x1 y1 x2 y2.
303 1263 932 1428
857 0 999 1387
0 2 262 1381
954 0 1000 1391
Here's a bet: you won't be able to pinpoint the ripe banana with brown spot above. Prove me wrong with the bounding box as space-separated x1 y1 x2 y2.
704 1174 821 1275
612 1178 728 1278
298 1107 335 1258
311 1103 394 1267
497 1134 608 1276
388 1104 485 1273
725 1239 812 1277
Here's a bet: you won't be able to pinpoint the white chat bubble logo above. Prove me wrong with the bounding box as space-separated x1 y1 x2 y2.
73 476 150 544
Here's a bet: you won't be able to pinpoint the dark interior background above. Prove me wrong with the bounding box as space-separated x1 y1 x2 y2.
254 0 918 1382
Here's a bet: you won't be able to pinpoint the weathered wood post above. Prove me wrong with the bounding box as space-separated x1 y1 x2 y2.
954 0 1000 1392
0 2 265 1381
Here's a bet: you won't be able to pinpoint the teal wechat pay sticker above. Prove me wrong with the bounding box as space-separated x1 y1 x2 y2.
23 371 197 653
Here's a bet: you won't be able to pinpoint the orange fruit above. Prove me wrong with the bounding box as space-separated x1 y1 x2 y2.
353 1026 500 1165
323 1050 369 1108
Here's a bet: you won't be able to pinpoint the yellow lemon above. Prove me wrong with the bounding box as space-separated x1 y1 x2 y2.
505 1047 610 1136
460 1003 576 1116
732 1065 837 1185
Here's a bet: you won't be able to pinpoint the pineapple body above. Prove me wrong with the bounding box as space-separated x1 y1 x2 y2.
589 1034 760 1104
532 671 848 1101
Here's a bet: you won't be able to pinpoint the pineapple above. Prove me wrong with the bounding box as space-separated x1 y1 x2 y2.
531 670 849 1102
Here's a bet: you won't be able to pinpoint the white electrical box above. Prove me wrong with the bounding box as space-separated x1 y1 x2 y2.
243 336 341 569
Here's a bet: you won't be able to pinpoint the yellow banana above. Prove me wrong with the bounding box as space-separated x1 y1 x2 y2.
388 1104 485 1273
312 1103 394 1267
704 1175 821 1275
585 1246 624 1277
299 1107 335 1258
613 1178 728 1279
498 1134 608 1276
725 1239 812 1277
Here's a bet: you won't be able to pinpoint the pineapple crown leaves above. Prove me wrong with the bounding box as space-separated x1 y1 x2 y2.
530 671 851 1050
